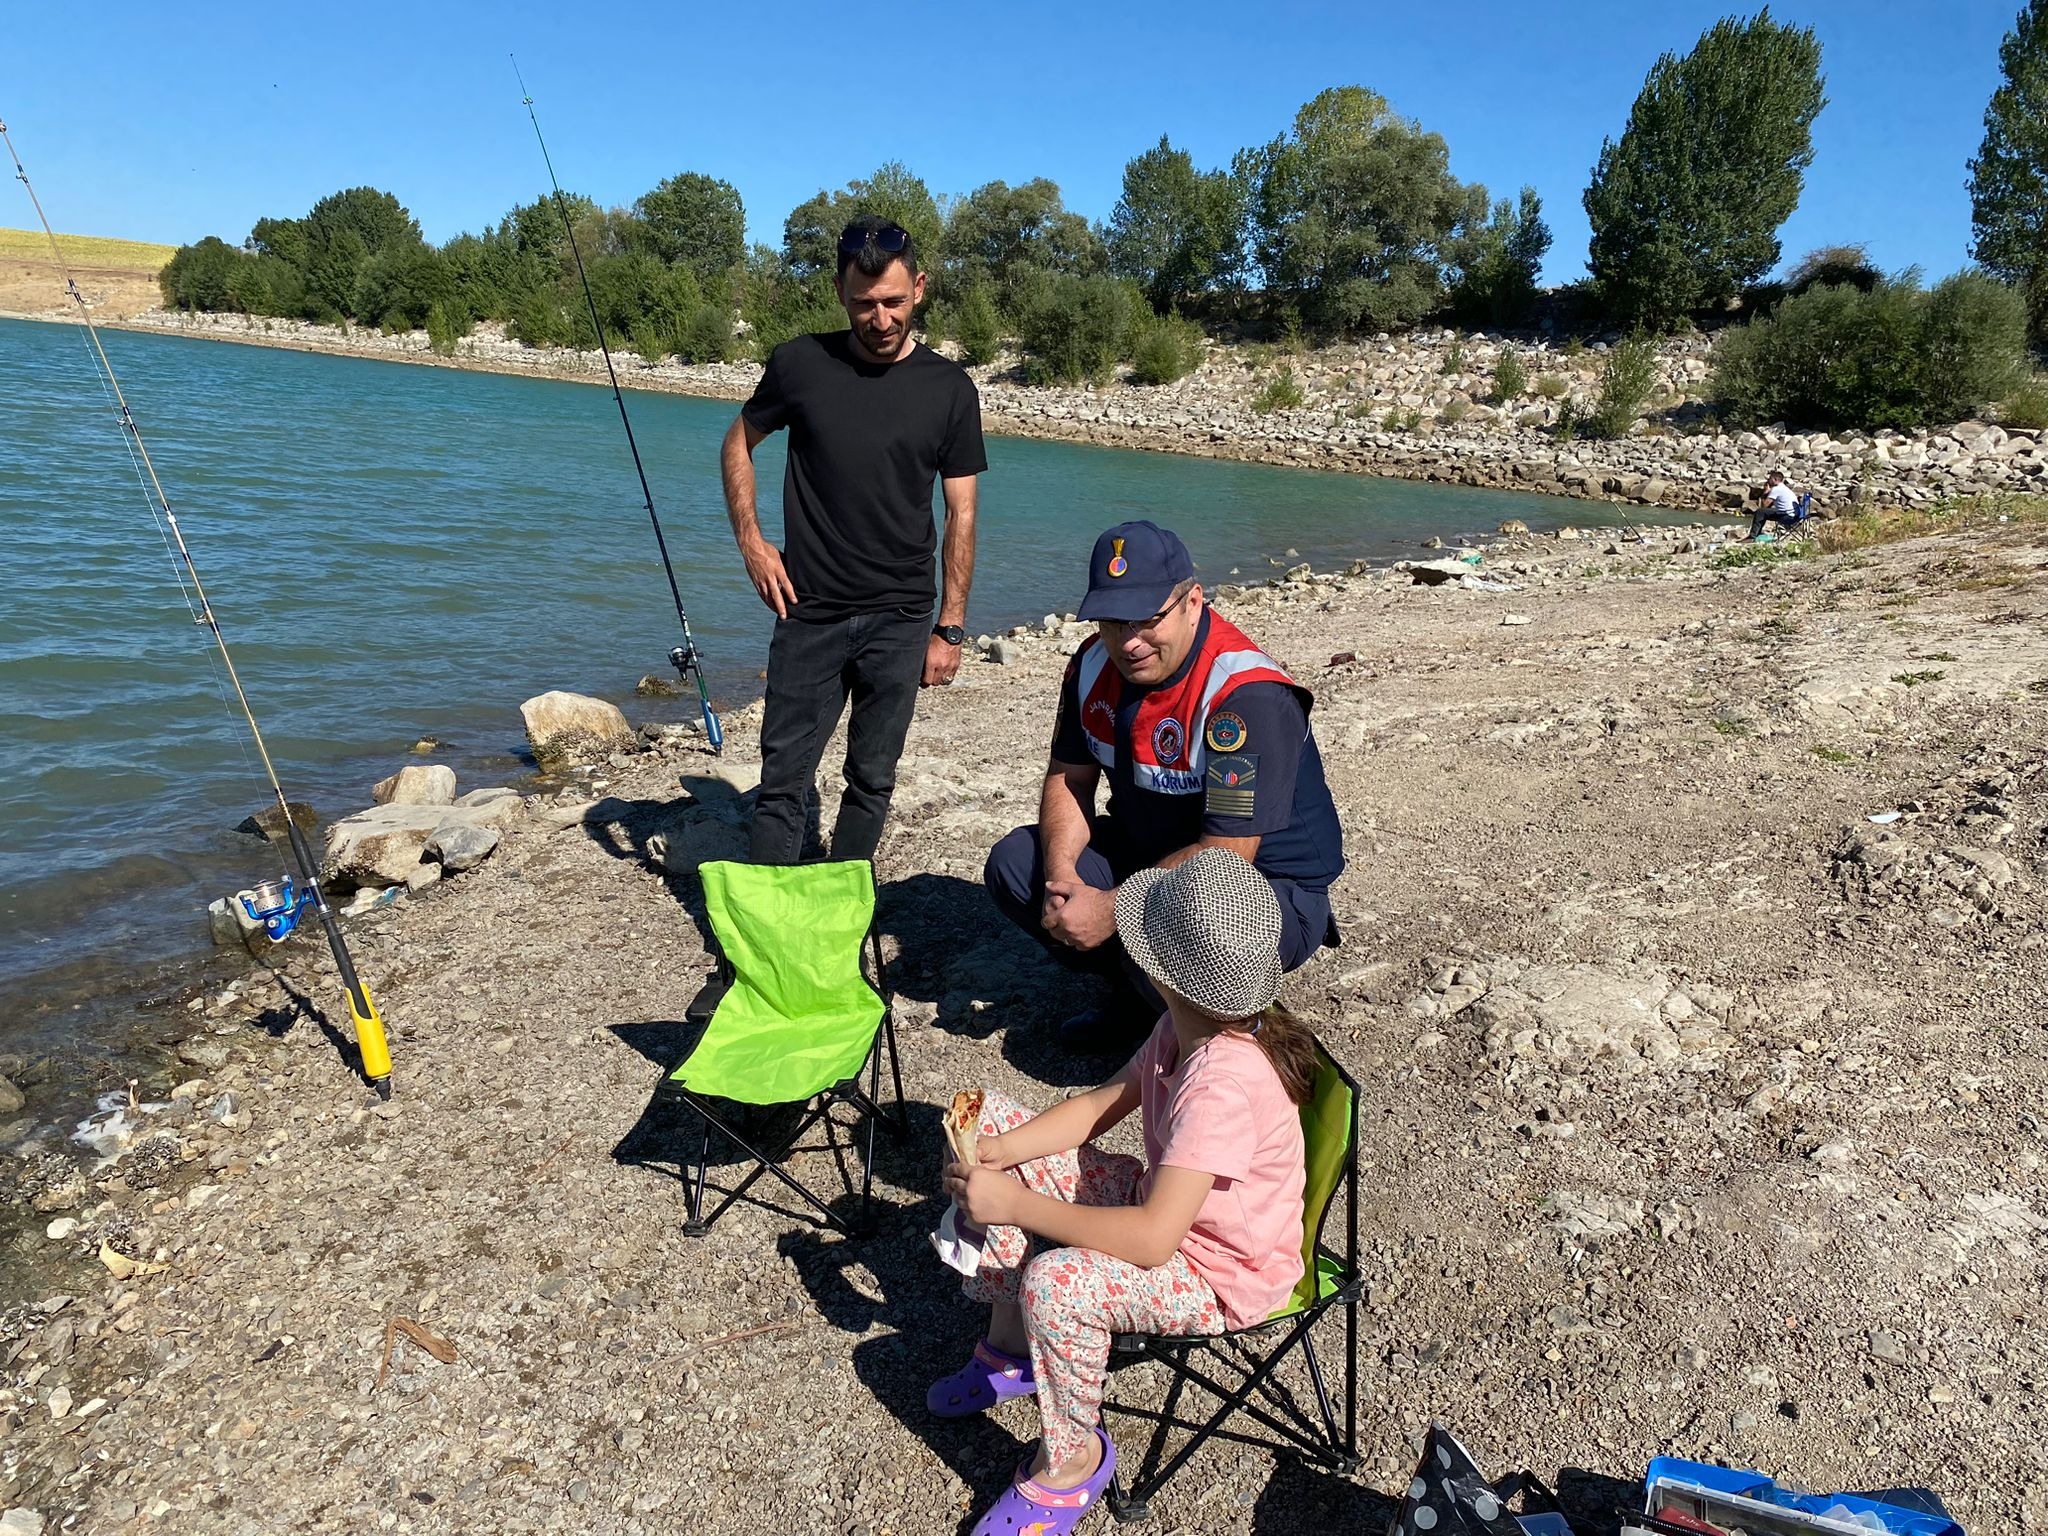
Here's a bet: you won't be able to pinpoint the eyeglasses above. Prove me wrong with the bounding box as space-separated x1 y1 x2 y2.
838 222 910 256
1099 587 1193 638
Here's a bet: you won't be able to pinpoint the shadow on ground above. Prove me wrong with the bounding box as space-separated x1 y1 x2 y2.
879 870 1111 1087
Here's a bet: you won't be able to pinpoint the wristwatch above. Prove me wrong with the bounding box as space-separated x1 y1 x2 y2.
933 623 966 646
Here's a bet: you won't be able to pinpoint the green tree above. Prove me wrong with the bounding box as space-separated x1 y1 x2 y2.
304 228 369 321
248 215 308 269
740 244 846 359
505 190 597 260
942 178 1106 317
782 162 944 279
303 187 421 260
1237 86 1488 336
354 245 457 330
634 172 745 285
159 236 246 311
1785 244 1881 296
1107 135 1244 312
1584 10 1827 329
1969 0 2048 339
1448 187 1550 327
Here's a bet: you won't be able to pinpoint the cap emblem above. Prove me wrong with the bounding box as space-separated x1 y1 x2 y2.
1106 537 1128 578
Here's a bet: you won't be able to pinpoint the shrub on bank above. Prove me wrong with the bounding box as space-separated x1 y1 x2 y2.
1129 312 1206 385
1492 348 1528 401
1015 272 1141 385
425 299 470 356
1535 373 1569 400
1588 331 1658 437
1999 379 2048 430
1252 369 1306 413
951 287 1004 366
674 304 734 364
1711 271 2028 430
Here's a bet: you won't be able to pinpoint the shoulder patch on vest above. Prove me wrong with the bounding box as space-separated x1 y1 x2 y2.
1205 753 1259 818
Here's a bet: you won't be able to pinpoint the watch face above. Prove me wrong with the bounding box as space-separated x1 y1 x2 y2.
936 625 965 644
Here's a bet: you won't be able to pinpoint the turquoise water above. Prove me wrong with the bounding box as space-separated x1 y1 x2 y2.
0 316 1647 1068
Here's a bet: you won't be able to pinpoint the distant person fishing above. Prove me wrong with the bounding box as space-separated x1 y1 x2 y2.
1748 470 1812 541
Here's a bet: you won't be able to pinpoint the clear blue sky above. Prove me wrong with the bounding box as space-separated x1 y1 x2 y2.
1 0 2019 286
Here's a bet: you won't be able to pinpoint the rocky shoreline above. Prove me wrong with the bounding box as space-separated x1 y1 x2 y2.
60 308 2048 520
2 511 2044 1534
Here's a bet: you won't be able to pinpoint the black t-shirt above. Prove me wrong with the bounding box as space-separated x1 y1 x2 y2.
742 331 986 621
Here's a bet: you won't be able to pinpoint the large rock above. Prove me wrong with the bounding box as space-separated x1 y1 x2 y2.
322 804 450 888
372 764 456 806
454 787 527 830
323 794 524 888
207 894 268 948
1402 558 1473 586
521 691 636 764
234 802 318 843
0 1075 23 1114
424 823 500 873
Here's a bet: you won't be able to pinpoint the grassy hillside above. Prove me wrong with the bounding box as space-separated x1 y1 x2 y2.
0 226 176 271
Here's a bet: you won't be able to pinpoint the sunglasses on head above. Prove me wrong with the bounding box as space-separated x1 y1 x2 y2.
838 222 910 255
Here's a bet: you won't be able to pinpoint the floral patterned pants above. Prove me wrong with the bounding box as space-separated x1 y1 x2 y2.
960 1089 1225 1465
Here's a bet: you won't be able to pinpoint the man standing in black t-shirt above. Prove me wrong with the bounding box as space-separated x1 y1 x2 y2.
720 216 986 866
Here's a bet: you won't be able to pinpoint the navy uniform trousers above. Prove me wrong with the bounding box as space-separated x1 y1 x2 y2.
982 823 1335 1011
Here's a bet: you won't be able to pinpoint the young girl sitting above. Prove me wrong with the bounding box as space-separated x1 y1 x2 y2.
935 847 1320 1536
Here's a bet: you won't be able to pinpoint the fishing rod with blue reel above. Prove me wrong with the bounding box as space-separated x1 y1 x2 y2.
3 118 395 1099
513 58 724 755
241 875 318 942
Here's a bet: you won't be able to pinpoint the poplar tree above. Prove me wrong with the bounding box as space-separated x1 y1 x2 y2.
1107 136 1244 313
1584 10 1826 329
1968 0 2048 340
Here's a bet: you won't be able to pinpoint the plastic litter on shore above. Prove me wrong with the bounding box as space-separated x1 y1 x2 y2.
1383 1428 1964 1536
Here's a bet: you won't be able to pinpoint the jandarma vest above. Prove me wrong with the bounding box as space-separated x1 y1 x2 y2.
1072 613 1310 795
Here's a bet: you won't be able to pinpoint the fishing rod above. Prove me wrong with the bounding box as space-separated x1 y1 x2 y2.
2 119 394 1100
511 58 724 754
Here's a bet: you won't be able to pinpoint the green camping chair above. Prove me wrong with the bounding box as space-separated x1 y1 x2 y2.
657 859 905 1237
1104 1044 1362 1520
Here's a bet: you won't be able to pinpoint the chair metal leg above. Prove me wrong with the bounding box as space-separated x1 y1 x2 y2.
881 1010 906 1132
856 1044 883 1234
1299 1330 1354 1471
1344 1290 1358 1461
1107 1468 1150 1523
683 1116 711 1238
681 1096 854 1236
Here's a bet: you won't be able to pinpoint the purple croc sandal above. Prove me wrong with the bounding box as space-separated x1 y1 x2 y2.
970 1428 1117 1536
927 1340 1037 1418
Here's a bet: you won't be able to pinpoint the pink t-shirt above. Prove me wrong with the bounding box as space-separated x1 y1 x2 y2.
1134 1017 1306 1328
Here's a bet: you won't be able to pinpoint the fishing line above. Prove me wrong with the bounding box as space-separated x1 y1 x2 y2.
3 117 394 1098
69 320 281 843
511 56 725 753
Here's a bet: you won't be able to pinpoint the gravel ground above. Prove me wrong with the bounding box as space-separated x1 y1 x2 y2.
3 519 2045 1535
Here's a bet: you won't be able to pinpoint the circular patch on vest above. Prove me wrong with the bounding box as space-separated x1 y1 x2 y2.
1205 711 1247 752
1152 716 1185 765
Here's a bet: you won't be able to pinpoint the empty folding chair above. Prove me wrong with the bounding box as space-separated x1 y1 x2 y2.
658 859 904 1237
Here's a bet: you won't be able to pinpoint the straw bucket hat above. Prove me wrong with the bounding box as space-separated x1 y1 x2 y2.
1114 848 1284 1020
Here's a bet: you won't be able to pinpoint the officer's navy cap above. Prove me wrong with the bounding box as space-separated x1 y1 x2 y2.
1077 520 1196 621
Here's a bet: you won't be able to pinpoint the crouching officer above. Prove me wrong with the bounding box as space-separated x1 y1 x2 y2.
983 520 1344 1052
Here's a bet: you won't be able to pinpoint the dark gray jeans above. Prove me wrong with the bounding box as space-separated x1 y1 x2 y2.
749 610 928 866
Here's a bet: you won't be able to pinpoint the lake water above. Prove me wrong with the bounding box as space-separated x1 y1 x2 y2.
0 315 1657 1080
